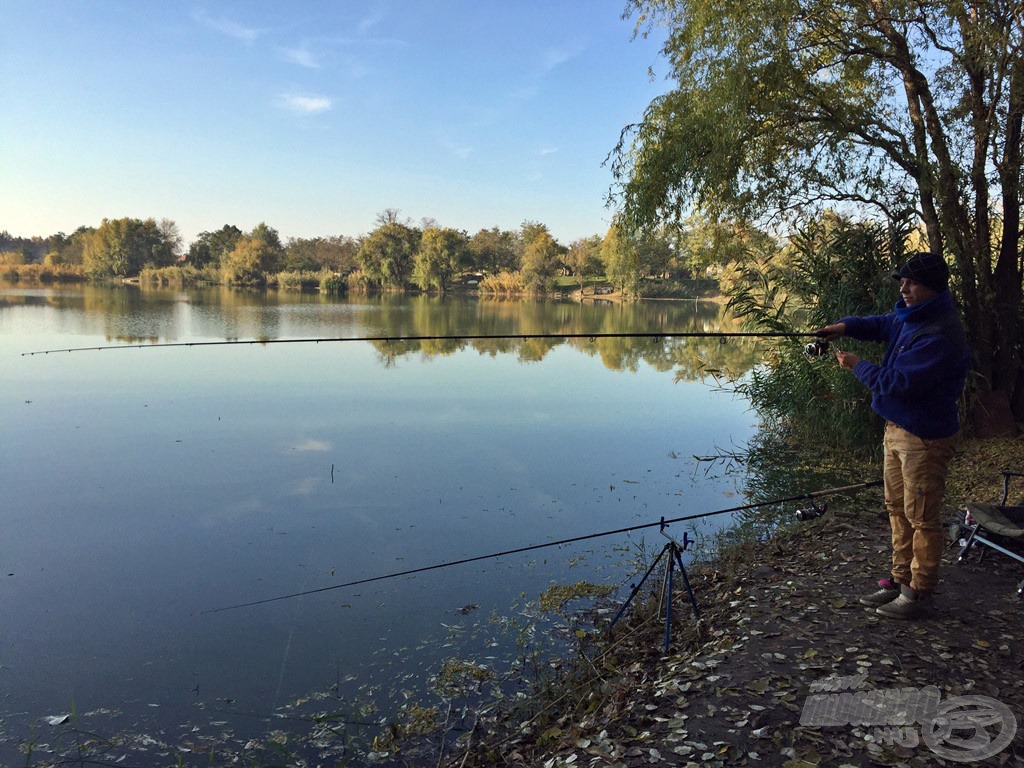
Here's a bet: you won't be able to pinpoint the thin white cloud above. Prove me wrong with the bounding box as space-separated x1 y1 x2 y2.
191 9 264 43
328 36 408 48
279 93 334 115
443 139 474 159
280 44 320 69
540 42 586 73
357 9 385 34
540 147 559 156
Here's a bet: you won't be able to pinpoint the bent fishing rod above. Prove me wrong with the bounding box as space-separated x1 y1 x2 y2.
200 479 880 615
23 330 821 356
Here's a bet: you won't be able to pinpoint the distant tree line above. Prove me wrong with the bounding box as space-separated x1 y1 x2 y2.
2 210 773 297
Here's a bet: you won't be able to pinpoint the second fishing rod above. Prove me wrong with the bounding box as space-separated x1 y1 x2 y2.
200 479 881 615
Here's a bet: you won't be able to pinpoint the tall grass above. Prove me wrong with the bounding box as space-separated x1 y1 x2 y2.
270 269 327 290
477 270 526 296
139 264 218 286
1 263 86 283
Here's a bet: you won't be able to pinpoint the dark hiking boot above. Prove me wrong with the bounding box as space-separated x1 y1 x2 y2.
858 578 900 608
876 585 932 620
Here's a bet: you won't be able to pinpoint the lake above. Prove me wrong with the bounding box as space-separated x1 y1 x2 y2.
0 283 762 764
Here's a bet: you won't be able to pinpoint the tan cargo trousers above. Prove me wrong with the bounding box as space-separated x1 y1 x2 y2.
882 422 958 593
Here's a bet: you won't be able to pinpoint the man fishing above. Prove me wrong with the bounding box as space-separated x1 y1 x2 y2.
816 252 970 619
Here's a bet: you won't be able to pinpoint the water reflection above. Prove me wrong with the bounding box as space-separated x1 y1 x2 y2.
0 283 760 765
4 283 762 380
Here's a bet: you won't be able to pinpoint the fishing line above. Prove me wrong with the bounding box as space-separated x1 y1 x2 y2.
199 480 880 615
22 331 820 356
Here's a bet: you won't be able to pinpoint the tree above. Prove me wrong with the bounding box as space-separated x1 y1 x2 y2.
285 236 359 273
357 222 421 288
521 232 564 292
413 227 468 292
601 223 643 296
676 216 778 279
221 237 266 285
48 226 94 266
467 227 519 273
564 236 604 297
249 223 285 273
615 0 1024 425
636 228 675 278
188 225 242 269
83 217 178 278
220 223 285 285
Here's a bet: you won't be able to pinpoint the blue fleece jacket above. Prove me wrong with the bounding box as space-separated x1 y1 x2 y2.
839 291 969 439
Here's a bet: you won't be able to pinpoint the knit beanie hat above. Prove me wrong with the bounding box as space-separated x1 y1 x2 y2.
892 252 950 292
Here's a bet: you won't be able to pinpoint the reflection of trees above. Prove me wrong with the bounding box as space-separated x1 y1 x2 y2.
359 296 761 379
10 285 765 378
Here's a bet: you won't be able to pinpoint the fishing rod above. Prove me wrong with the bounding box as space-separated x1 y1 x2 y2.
22 330 821 357
200 479 880 615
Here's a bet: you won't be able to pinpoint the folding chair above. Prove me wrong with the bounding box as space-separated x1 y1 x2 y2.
956 470 1024 599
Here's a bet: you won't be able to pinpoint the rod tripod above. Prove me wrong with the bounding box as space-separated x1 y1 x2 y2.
610 517 701 652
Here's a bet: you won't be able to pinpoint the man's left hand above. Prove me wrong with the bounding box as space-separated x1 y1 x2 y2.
836 350 860 371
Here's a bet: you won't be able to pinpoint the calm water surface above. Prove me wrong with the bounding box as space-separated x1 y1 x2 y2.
0 284 761 762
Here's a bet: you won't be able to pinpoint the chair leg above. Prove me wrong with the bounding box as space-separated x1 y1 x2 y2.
957 525 981 562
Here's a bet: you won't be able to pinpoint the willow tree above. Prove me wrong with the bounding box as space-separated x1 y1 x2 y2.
613 0 1024 426
413 227 468 292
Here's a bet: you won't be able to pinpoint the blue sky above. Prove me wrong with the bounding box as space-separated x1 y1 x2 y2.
2 2 670 246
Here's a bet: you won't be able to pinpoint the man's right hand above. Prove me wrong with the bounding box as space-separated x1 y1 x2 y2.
815 323 846 341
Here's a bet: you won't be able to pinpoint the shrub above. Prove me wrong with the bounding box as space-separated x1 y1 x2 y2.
274 270 325 290
320 273 347 294
725 214 909 457
478 270 526 296
346 268 372 293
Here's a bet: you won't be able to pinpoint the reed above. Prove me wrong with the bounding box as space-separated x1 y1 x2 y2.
477 270 526 296
273 269 327 290
1 263 86 283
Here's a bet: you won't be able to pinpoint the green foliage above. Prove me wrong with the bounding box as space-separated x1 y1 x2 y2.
676 215 778 279
357 222 421 289
413 227 468 292
615 0 1024 408
467 227 520 273
601 224 642 296
83 217 179 278
188 225 242 269
285 235 358 273
272 270 326 290
221 238 267 285
564 236 604 295
727 214 908 456
520 232 563 293
220 224 285 285
319 272 347 294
